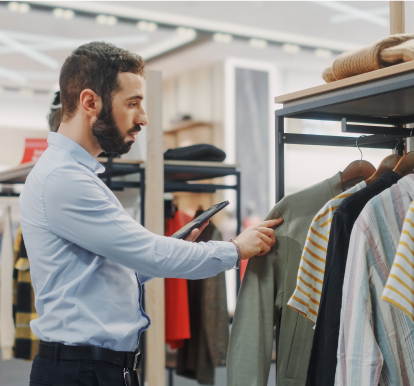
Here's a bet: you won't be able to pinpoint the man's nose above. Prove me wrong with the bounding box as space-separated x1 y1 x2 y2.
136 108 149 127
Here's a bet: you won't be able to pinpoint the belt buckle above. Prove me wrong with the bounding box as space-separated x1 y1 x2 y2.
133 351 140 371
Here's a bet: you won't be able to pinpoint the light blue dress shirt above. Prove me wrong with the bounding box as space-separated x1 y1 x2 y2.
20 132 237 352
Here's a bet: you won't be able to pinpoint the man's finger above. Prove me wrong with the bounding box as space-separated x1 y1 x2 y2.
256 241 271 256
198 220 210 233
260 218 283 228
257 227 275 238
257 232 273 246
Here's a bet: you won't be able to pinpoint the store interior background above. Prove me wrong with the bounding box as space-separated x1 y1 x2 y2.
0 1 397 385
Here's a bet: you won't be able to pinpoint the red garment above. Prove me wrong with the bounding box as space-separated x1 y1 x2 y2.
165 211 192 349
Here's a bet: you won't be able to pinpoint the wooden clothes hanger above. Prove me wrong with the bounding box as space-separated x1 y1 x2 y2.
393 151 414 176
365 154 402 185
341 136 376 191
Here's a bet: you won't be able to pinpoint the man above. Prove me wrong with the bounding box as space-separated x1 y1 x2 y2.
20 42 281 386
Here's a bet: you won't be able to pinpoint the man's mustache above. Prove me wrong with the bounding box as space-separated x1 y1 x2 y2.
128 125 141 135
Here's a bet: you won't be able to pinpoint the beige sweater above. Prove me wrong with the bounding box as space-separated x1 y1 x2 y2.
323 34 414 83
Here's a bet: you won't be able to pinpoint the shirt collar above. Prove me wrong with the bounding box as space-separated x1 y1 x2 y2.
47 132 105 175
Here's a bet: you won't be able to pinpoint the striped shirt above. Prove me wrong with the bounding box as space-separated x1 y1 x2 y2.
335 174 414 386
382 200 414 321
287 181 366 323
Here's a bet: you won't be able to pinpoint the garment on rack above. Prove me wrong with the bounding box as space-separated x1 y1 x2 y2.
165 211 192 349
382 199 414 320
306 170 401 386
227 172 343 386
12 227 39 360
323 33 414 83
177 213 229 385
164 144 226 162
335 174 414 386
0 207 15 360
287 181 366 323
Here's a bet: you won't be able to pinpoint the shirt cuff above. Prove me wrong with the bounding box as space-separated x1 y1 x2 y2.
210 240 238 272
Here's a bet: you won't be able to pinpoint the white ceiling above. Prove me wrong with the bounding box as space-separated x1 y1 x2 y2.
0 1 392 90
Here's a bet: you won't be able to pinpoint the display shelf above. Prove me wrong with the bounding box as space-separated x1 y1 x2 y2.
274 68 414 202
274 60 414 105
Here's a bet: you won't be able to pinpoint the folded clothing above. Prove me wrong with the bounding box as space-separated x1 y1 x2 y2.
323 33 414 83
164 144 226 162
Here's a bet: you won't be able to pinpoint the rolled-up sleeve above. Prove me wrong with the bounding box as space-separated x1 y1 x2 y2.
43 167 237 279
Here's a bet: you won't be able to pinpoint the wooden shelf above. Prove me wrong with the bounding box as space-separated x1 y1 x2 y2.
274 60 414 105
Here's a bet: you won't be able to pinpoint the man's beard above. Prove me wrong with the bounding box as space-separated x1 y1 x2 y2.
91 107 140 155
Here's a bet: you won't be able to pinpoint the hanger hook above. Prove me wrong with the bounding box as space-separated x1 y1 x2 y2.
356 135 364 161
395 138 402 150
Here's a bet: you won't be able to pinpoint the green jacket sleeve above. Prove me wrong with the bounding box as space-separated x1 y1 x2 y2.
227 206 287 386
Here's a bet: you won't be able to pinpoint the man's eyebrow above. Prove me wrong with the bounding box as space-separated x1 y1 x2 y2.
126 95 143 101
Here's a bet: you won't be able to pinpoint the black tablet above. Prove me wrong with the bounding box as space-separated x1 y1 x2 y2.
170 201 229 239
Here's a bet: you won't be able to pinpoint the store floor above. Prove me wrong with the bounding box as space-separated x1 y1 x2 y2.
0 351 276 386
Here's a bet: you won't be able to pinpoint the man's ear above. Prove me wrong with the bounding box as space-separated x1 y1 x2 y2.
79 89 102 124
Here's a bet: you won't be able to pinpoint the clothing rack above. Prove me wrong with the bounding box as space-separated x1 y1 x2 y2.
274 63 414 384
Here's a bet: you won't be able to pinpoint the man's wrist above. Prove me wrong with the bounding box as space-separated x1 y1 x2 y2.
229 239 241 269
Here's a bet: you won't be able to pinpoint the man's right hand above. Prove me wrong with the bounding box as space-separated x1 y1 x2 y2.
234 218 283 260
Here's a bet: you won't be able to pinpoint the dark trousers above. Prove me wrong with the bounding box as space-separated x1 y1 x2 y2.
30 355 140 386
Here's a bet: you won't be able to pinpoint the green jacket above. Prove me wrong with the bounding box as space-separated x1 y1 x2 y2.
227 172 343 386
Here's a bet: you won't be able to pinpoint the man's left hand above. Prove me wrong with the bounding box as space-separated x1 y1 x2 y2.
184 220 210 242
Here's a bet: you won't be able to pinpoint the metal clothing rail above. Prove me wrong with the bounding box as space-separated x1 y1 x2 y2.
273 68 414 385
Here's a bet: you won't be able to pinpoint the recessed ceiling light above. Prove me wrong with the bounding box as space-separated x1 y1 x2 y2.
213 33 233 43
137 21 148 30
53 8 64 18
249 38 268 49
8 2 19 12
63 10 74 20
282 43 301 54
106 16 117 26
176 27 196 37
96 14 107 25
19 3 30 13
315 48 332 58
147 22 158 32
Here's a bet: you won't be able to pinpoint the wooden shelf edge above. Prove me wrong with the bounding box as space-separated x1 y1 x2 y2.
274 60 414 104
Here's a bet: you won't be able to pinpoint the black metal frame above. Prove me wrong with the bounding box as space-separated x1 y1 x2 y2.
273 70 414 385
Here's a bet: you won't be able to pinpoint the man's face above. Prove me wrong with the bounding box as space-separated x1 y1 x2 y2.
91 72 148 155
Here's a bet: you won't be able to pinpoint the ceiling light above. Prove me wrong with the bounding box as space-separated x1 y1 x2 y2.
8 2 19 12
176 27 196 37
137 21 158 32
53 8 64 18
249 38 268 49
63 10 74 20
18 3 30 13
213 33 233 43
315 48 332 58
137 21 148 30
147 22 158 32
96 14 107 25
106 16 117 26
282 44 301 54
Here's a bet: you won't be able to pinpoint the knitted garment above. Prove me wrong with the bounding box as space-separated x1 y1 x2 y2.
323 34 414 83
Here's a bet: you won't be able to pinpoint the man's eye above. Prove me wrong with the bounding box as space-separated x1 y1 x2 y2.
130 103 137 108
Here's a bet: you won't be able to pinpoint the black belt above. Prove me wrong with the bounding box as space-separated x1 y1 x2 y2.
38 341 142 371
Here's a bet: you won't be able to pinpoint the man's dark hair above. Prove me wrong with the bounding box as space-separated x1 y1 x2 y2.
59 42 145 121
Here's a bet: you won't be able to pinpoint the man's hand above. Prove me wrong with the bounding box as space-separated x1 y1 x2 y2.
184 220 210 242
234 218 283 260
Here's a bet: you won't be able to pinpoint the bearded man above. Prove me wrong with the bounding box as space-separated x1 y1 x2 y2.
20 42 281 386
